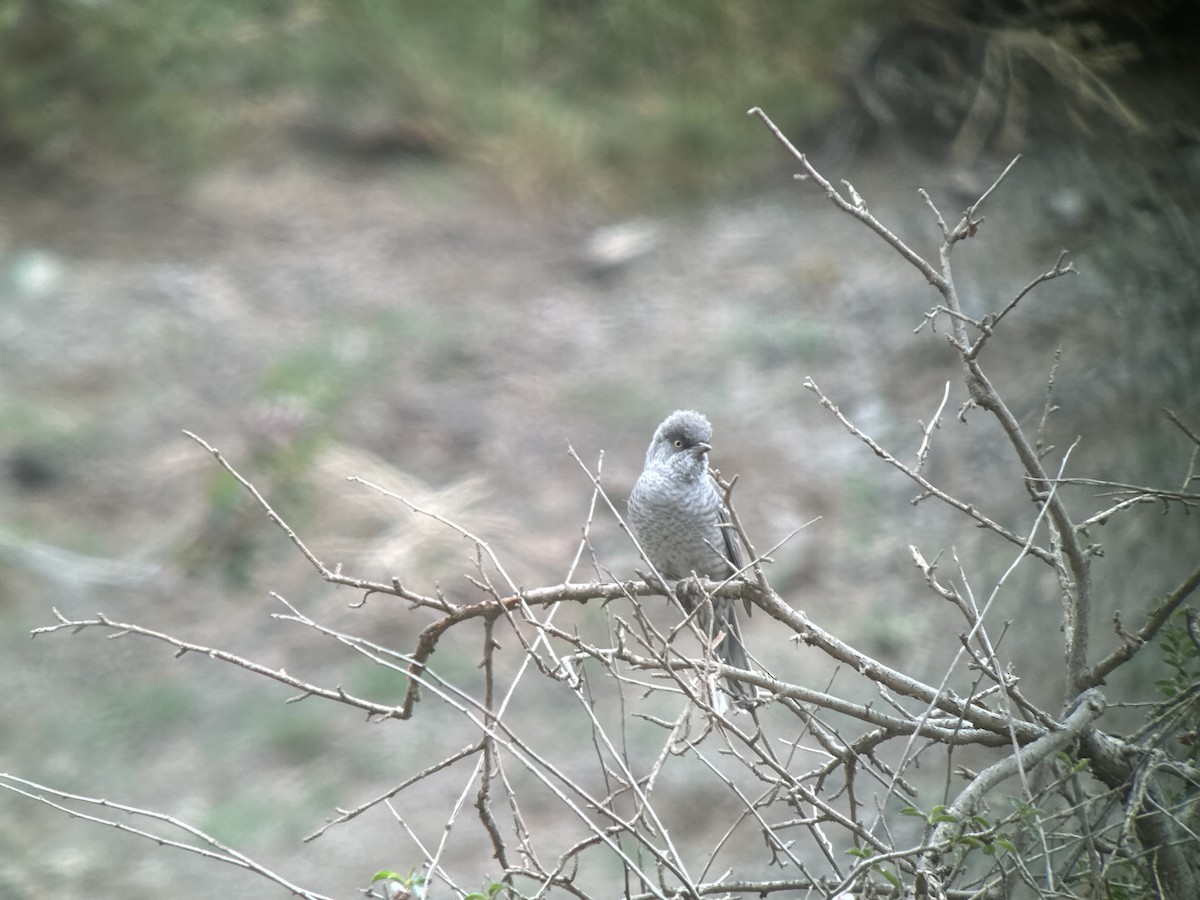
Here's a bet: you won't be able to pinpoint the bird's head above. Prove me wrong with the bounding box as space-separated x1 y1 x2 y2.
646 409 713 475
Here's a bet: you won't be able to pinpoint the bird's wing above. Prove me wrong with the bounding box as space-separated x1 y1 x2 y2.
712 477 751 615
717 501 744 572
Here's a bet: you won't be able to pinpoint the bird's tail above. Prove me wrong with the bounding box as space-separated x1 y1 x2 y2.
711 596 758 709
677 584 760 709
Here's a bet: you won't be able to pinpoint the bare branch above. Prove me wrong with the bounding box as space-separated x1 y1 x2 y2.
805 377 1055 565
32 607 411 720
0 773 334 900
967 250 1078 360
960 156 1021 225
1085 564 1200 688
183 431 439 610
1165 407 1200 449
305 742 483 842
748 106 947 292
914 380 952 475
1035 347 1062 460
349 474 520 595
749 118 1097 692
916 691 1106 891
22 107 1192 900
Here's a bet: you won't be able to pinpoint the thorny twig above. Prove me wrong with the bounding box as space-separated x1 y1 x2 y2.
14 109 1196 900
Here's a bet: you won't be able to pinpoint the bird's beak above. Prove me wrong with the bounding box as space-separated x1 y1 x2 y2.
691 442 711 455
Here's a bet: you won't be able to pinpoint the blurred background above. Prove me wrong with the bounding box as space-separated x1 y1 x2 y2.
2 1 1198 897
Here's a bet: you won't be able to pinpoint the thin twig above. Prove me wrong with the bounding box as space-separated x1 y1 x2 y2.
748 106 947 291
805 377 1055 565
1085 564 1200 688
914 381 952 475
0 773 334 900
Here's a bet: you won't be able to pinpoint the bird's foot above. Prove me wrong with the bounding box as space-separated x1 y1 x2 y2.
635 568 674 597
676 573 707 611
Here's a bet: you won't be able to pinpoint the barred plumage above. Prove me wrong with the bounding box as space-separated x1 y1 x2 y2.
627 410 755 707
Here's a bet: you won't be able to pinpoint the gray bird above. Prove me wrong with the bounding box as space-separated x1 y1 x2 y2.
627 409 756 707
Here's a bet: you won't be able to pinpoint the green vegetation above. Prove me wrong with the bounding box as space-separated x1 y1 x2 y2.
1154 608 1200 766
0 0 285 174
0 0 871 204
268 0 872 207
2 0 1178 206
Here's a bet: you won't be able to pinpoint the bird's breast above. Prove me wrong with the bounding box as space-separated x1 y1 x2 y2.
628 472 728 580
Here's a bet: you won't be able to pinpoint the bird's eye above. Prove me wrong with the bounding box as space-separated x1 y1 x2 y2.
673 439 684 448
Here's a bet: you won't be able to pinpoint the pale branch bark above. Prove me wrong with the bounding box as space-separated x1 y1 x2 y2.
948 449 1075 728
804 377 1056 566
963 337 1093 698
1047 477 1200 523
677 740 827 878
1165 407 1200 449
966 249 1077 361
914 380 952 475
1051 476 1200 501
535 589 1043 746
1035 346 1062 460
864 452 1073 845
182 430 1038 751
743 107 1200 899
0 773 334 900
473 615 510 878
750 586 1044 741
743 667 1021 747
304 741 483 841
375 797 475 898
939 689 1104 839
31 607 413 719
747 106 948 292
624 876 820 900
36 606 706 897
751 107 1094 698
938 234 1090 701
1081 727 1200 898
913 690 1106 895
1073 494 1179 530
16 109 1189 900
275 606 710 896
557 660 703 878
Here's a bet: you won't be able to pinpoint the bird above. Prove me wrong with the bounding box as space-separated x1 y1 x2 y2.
627 409 757 707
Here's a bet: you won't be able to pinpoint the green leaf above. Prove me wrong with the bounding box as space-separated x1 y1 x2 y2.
373 871 404 883
900 806 925 817
880 869 900 888
847 846 871 858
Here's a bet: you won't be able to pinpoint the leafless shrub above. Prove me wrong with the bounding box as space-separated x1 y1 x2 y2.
6 109 1200 900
